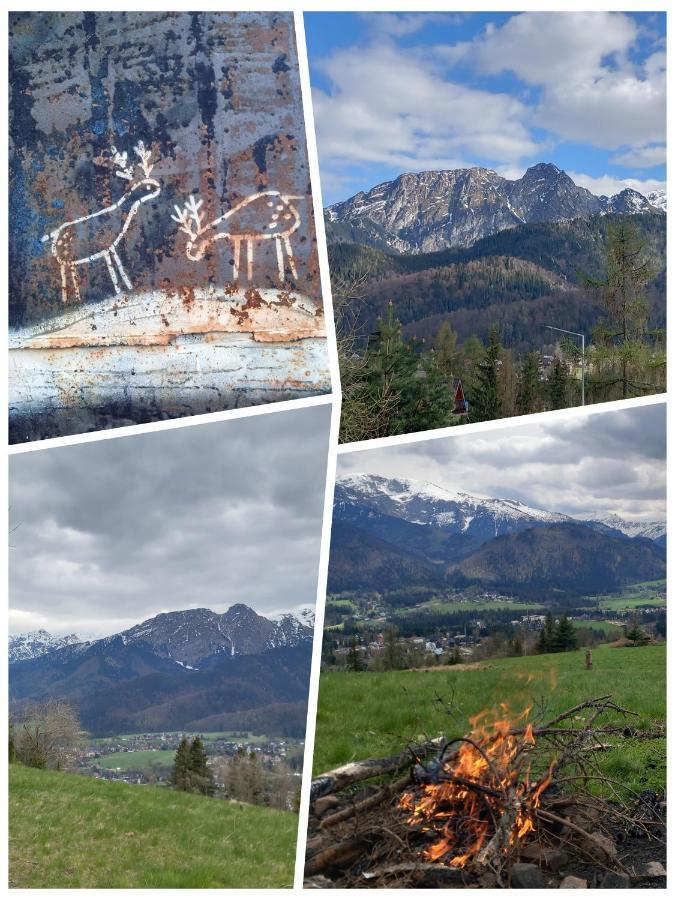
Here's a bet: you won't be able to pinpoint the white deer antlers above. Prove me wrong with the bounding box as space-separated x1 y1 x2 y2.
170 190 303 283
111 141 155 182
170 195 207 241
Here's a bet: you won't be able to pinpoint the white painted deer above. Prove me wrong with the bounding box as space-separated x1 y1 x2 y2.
171 191 303 284
42 142 161 303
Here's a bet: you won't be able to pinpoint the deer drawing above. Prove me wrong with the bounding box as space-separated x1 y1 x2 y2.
170 191 303 284
42 141 161 303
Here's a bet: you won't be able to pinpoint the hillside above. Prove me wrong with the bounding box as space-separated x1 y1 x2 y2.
9 765 297 888
452 523 666 597
10 642 312 737
328 212 666 347
327 521 442 594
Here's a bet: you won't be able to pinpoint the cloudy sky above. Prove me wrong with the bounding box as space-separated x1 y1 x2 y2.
338 402 666 524
9 404 331 638
305 11 666 204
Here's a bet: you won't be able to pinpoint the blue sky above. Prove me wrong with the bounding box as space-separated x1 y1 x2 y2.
304 12 666 205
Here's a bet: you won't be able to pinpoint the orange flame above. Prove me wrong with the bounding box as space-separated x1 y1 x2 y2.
399 703 550 868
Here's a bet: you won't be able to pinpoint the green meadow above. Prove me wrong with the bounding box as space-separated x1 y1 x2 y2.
313 643 666 798
9 766 298 888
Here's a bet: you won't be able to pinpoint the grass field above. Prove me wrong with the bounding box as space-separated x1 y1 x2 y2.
9 766 297 888
406 597 540 615
96 749 176 770
313 644 666 798
596 595 666 611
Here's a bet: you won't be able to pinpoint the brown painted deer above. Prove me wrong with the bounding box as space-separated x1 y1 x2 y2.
171 191 303 284
42 142 161 303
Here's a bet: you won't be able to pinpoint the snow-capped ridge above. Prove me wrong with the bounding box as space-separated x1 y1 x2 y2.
8 629 82 664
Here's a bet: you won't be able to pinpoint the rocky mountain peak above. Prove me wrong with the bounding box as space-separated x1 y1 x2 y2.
326 163 664 254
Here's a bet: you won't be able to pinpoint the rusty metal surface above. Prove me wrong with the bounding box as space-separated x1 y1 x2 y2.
8 10 329 443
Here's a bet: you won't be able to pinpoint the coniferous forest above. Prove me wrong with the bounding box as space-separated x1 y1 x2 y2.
330 213 666 442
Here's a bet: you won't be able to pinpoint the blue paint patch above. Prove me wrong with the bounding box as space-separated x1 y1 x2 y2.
51 199 65 209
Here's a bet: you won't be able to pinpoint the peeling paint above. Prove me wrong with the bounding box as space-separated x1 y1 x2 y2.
8 11 328 443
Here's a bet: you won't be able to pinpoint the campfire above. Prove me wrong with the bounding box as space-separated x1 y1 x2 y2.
305 695 666 889
399 702 553 869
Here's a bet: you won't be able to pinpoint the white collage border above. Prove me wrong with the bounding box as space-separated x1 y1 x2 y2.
1 2 671 897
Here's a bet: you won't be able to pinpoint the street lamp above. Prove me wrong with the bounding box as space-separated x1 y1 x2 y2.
544 325 586 406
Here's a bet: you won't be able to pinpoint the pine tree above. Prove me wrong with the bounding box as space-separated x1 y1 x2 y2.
471 327 503 422
169 736 192 791
517 352 540 415
434 320 461 377
547 358 569 410
587 218 660 400
190 736 215 795
624 614 649 647
537 612 556 654
346 637 363 672
552 615 578 652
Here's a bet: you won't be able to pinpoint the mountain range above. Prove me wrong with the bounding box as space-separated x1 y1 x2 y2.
9 605 314 737
9 629 81 664
329 474 666 598
326 164 665 254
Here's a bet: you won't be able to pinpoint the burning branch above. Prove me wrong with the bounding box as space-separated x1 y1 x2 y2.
305 694 665 888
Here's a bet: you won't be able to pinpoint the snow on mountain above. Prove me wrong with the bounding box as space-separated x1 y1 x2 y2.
266 612 314 650
337 474 666 549
10 605 312 671
326 164 665 253
647 190 667 212
8 629 81 664
336 473 570 536
118 604 311 667
587 514 666 542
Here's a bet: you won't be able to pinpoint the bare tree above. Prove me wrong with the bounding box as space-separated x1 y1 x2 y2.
13 699 83 769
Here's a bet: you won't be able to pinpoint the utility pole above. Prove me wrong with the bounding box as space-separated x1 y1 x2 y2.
545 325 586 406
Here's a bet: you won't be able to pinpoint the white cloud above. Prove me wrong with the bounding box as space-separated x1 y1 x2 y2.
610 144 666 168
360 12 465 39
457 13 666 151
465 12 638 87
568 170 666 198
314 41 543 180
338 404 666 523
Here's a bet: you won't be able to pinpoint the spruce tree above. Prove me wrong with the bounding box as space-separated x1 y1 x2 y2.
517 352 540 415
346 637 363 672
169 736 192 791
552 615 578 652
190 736 215 795
537 612 556 654
624 614 649 647
547 358 569 410
471 327 503 422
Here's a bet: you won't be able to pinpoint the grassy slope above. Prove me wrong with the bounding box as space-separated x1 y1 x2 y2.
314 644 665 797
9 766 297 888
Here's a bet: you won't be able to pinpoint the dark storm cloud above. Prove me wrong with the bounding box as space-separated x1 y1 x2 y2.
10 404 332 637
339 402 666 522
